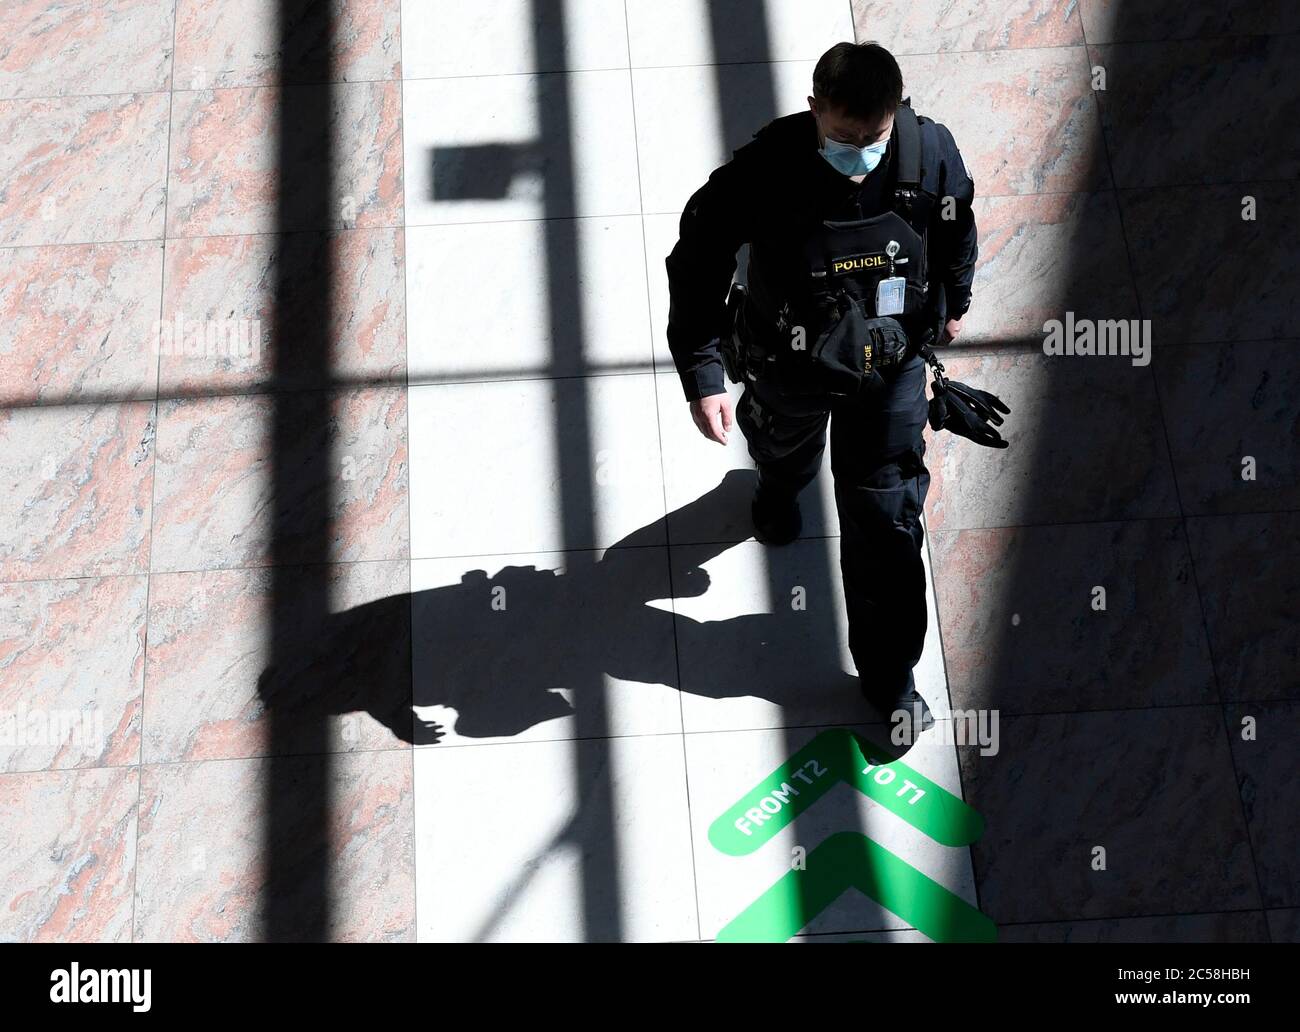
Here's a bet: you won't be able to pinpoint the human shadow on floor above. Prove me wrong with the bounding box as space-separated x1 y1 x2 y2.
255 468 887 747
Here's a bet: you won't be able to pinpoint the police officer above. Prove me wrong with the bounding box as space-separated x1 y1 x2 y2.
665 41 979 729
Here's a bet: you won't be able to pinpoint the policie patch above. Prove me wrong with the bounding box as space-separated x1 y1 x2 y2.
830 251 887 276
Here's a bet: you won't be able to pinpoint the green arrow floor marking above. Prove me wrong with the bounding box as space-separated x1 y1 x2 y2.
716 832 997 943
708 727 984 855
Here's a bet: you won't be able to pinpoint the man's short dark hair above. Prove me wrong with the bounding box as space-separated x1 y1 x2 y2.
812 41 904 121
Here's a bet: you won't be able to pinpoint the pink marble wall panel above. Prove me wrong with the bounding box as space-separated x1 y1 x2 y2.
0 240 163 405
0 766 138 941
0 0 175 99
150 387 407 571
0 575 146 773
898 46 1103 196
0 92 170 246
166 81 403 237
159 228 405 394
959 192 1139 344
0 402 155 581
173 0 400 88
854 0 1083 54
922 351 1179 531
144 559 411 762
134 750 414 941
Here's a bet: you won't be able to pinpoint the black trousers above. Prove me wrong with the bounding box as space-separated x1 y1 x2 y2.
735 354 931 691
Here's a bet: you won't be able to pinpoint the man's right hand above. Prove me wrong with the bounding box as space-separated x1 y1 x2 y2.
689 392 734 445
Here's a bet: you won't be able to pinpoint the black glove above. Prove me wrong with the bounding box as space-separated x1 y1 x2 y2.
928 378 1012 449
946 380 1010 428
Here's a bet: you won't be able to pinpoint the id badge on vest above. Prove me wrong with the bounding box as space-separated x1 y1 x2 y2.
875 276 906 316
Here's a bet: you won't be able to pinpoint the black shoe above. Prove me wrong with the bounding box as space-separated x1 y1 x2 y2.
861 671 934 733
751 474 801 546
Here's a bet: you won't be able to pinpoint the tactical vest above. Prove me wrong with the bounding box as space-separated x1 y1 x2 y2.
729 102 938 396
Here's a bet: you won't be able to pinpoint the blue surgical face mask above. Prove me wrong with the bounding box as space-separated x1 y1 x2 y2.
819 134 889 176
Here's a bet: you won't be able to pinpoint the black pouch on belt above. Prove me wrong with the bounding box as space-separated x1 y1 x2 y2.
809 295 911 395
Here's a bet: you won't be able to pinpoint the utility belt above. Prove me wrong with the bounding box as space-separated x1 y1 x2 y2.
721 211 936 397
722 282 933 395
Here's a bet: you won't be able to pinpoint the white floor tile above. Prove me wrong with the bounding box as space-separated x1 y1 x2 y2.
641 211 680 372
655 371 841 545
633 59 816 216
401 0 630 78
916 518 954 714
409 548 683 745
626 0 854 68
408 373 667 557
671 537 861 733
405 216 654 384
686 723 978 941
668 529 951 735
403 71 641 227
414 735 698 941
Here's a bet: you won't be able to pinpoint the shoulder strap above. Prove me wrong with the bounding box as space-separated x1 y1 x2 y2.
889 98 930 235
893 100 922 192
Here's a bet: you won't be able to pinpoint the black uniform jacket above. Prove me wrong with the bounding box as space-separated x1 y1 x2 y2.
665 108 977 402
